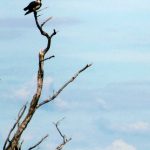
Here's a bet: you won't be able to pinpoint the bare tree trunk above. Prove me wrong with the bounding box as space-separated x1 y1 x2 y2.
4 8 91 150
4 11 55 150
5 40 45 150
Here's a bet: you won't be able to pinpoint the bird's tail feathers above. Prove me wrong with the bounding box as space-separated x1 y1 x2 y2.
24 7 28 11
24 11 32 15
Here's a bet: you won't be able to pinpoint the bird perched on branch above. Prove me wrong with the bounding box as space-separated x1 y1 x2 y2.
23 0 42 15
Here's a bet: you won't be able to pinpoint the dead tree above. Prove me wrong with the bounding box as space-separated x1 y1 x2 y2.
3 5 92 150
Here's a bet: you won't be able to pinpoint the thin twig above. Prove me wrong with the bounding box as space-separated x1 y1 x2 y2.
40 55 55 62
41 17 52 27
37 14 43 17
53 118 65 138
37 63 92 108
54 118 71 150
28 135 48 150
50 29 57 38
37 7 48 13
3 103 27 150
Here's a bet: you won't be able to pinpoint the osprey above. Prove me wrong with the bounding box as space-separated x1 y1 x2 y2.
23 0 42 15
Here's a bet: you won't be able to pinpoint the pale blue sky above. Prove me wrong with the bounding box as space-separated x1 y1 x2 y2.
1 0 150 150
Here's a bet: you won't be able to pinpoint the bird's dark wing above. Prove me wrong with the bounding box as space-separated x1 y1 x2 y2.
24 1 39 11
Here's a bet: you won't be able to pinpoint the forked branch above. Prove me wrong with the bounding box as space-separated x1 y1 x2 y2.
37 63 92 108
54 118 71 150
34 11 57 55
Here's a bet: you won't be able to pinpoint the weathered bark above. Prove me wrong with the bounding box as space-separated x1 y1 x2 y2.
5 52 45 150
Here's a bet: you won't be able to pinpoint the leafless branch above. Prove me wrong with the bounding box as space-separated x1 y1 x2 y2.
34 11 50 38
37 63 92 108
41 17 52 27
50 29 57 38
28 135 48 150
54 117 65 138
3 103 27 150
40 55 55 62
37 14 43 17
37 7 48 13
54 118 71 150
34 11 57 55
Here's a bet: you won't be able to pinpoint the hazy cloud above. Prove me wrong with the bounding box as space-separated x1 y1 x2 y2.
13 76 53 101
62 51 150 63
0 30 22 40
112 121 150 133
96 98 110 110
105 139 136 150
54 98 69 110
